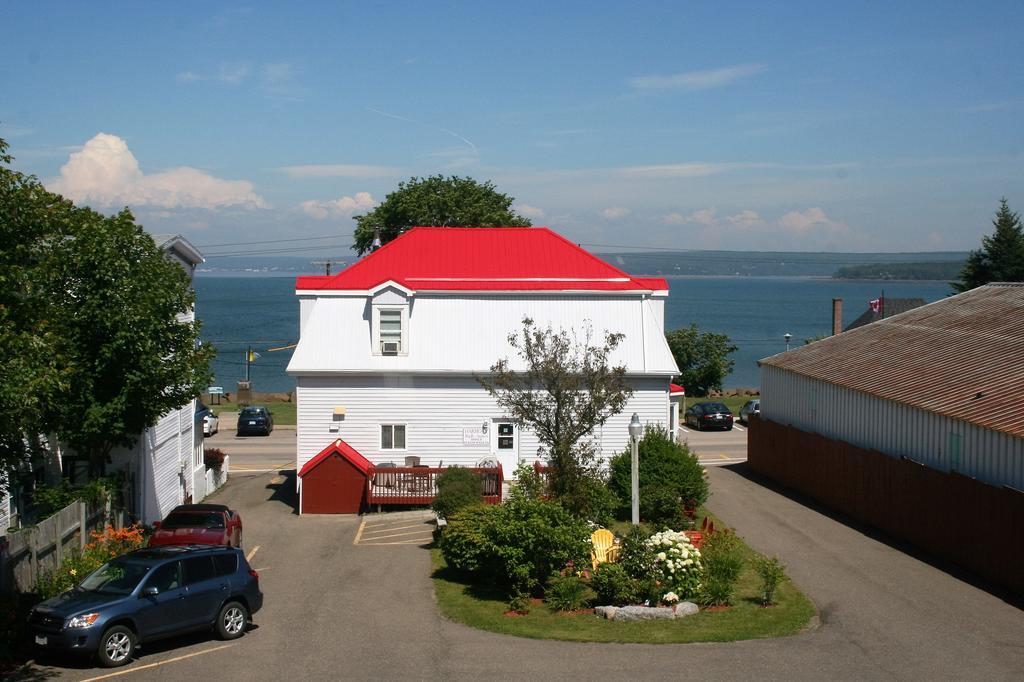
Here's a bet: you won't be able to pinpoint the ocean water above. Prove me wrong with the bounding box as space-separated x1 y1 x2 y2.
194 276 953 393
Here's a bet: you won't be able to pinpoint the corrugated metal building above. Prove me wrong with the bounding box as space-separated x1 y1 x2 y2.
758 282 1024 490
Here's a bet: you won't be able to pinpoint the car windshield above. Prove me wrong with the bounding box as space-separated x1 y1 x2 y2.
79 560 150 595
162 512 225 529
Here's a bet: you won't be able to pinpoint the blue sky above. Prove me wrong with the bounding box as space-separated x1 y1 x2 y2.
3 1 1023 255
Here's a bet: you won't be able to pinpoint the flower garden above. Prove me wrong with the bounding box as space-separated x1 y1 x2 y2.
431 427 815 642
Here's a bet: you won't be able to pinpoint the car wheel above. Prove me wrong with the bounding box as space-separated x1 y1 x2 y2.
727 424 734 431
216 601 249 640
97 625 135 668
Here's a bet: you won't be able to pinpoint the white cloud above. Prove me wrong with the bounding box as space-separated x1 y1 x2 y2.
514 203 545 219
49 133 266 210
687 208 718 226
618 162 772 178
217 63 250 84
176 71 202 83
629 64 766 91
601 207 631 220
300 192 376 220
776 207 847 235
726 210 763 227
662 212 686 225
280 164 401 179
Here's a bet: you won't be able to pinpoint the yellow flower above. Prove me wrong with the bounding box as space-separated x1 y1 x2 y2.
69 568 77 576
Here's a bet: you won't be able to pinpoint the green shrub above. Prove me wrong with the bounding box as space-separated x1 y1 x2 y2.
608 425 708 521
439 496 591 598
31 477 117 518
639 483 686 529
698 529 744 606
618 525 655 580
34 524 148 600
754 555 788 606
510 461 547 501
589 562 654 606
545 574 596 611
432 467 483 519
556 475 618 526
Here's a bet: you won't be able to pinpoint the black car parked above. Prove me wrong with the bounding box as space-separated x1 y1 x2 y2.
684 402 735 431
28 545 262 668
236 406 273 436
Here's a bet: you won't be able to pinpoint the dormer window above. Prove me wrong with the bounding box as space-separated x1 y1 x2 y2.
379 309 402 354
372 305 408 356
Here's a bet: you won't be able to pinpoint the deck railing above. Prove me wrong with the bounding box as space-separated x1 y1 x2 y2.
366 465 503 507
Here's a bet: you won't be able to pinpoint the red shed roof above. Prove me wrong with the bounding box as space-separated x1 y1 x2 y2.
670 383 685 395
296 227 668 293
298 439 373 478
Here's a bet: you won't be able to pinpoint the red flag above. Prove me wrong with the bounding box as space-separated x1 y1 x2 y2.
869 298 881 313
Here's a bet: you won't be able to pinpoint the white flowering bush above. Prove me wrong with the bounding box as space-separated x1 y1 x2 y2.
646 530 702 601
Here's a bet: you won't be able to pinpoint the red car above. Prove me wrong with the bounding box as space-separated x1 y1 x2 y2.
149 503 243 548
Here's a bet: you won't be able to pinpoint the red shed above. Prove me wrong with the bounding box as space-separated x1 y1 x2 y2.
299 439 373 514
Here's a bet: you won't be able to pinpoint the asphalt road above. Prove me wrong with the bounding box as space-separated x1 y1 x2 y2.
22 434 1024 680
679 422 749 465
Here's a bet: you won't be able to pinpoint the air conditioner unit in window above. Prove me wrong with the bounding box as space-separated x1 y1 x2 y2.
381 340 400 354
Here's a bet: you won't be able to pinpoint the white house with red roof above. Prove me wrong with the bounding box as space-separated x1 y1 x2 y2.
286 227 679 506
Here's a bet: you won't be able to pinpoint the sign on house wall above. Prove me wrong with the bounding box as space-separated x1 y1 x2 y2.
462 428 488 446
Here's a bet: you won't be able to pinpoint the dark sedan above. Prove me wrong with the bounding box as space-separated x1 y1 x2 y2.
236 406 273 436
684 402 734 431
28 545 262 668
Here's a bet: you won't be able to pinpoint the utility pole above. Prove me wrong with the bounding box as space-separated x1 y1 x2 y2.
311 260 344 275
245 346 251 382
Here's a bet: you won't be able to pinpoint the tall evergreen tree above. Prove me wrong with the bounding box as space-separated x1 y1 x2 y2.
953 198 1024 292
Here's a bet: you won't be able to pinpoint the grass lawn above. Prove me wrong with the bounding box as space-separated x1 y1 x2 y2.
209 399 297 425
431 522 815 643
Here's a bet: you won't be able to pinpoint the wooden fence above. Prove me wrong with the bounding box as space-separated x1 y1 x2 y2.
367 465 503 508
0 499 120 595
748 416 1024 596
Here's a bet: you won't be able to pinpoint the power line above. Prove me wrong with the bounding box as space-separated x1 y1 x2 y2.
195 234 345 248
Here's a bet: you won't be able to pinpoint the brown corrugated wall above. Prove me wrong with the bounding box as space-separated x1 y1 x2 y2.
748 416 1024 596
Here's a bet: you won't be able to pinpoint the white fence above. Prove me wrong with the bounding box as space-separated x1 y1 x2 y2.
205 455 230 496
0 499 118 595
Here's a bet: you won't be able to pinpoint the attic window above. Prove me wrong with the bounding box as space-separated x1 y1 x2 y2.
373 306 408 356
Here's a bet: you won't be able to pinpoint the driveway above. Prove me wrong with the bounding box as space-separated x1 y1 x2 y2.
24 464 1024 680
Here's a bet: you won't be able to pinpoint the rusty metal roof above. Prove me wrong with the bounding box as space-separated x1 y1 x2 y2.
760 283 1024 438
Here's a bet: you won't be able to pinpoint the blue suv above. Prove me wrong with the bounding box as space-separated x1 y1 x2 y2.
28 545 263 667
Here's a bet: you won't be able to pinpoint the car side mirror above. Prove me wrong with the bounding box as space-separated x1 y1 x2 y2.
142 586 158 597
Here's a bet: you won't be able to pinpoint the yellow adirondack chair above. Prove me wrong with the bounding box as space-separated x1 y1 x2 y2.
590 528 621 570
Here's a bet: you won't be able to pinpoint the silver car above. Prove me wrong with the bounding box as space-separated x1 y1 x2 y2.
739 399 760 424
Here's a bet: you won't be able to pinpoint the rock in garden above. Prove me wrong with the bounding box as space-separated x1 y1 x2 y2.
673 602 699 618
595 606 618 619
613 605 676 621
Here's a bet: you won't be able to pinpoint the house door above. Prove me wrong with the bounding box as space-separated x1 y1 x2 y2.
490 420 519 477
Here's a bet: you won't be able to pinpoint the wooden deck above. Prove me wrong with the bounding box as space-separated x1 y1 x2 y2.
366 465 503 508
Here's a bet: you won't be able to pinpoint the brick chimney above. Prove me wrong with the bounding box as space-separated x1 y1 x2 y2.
832 298 843 335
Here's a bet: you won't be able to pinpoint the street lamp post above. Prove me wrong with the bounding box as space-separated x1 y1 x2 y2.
628 413 643 525
784 332 792 351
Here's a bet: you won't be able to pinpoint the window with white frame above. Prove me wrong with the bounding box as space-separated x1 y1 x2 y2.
379 309 402 353
381 424 406 450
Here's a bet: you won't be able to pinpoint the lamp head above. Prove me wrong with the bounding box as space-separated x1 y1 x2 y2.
628 412 643 439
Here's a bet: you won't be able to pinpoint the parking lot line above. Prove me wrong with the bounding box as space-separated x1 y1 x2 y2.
354 519 366 545
246 545 260 562
733 424 746 431
360 528 434 542
361 523 429 535
80 644 235 681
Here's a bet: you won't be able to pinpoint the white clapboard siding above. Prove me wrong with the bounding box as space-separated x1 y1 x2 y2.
296 375 670 474
288 293 678 376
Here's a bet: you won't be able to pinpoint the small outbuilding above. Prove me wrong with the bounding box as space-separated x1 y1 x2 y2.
298 439 373 514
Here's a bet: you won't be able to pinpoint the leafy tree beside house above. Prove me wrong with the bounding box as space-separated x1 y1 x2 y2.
0 136 213 483
352 175 531 254
954 198 1024 292
665 324 737 396
478 317 631 522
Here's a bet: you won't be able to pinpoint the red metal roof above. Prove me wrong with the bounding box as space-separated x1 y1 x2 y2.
296 227 668 292
760 283 1024 438
670 383 686 395
298 439 373 478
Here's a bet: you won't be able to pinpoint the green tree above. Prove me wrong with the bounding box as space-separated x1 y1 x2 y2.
352 175 531 254
478 318 632 518
953 198 1024 292
0 137 214 479
664 324 737 397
